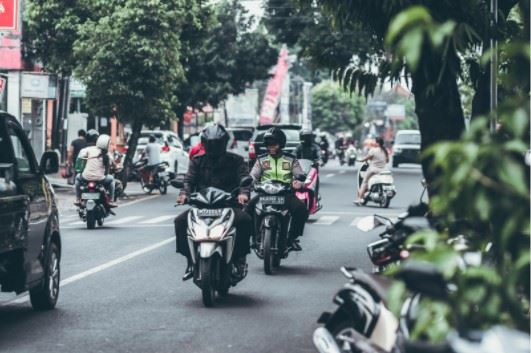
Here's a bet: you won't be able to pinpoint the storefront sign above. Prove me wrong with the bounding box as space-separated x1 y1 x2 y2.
21 73 56 99
0 0 18 31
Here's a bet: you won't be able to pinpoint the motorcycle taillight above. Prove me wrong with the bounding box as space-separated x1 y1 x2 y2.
88 182 96 190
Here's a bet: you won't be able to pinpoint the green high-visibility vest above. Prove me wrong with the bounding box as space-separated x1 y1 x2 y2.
258 154 293 184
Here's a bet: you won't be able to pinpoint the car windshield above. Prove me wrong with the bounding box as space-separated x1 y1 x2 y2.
255 129 300 143
395 133 420 145
138 133 163 145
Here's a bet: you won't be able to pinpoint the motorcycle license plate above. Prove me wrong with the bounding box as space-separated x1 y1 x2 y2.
197 209 223 217
260 196 285 205
81 193 100 200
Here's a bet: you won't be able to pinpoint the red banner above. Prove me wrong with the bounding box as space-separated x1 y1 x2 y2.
0 0 18 31
259 47 289 125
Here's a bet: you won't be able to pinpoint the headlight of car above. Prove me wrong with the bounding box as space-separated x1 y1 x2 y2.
209 225 226 240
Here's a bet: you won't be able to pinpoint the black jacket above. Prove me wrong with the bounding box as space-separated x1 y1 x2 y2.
295 143 321 161
180 152 250 197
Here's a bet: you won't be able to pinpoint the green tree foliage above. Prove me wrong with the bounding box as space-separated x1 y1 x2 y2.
73 0 186 165
175 0 277 128
388 0 530 339
311 80 365 134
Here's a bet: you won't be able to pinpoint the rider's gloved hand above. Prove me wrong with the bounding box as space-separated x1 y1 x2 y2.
292 180 303 190
177 194 188 205
237 194 249 205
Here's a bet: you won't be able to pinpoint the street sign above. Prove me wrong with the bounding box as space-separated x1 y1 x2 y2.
0 0 18 31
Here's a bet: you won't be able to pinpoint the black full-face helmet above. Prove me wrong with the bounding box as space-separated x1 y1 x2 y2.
201 124 229 158
86 129 100 144
299 129 314 145
263 127 286 149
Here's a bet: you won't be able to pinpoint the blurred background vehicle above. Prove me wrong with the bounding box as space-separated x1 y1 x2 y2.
392 130 421 168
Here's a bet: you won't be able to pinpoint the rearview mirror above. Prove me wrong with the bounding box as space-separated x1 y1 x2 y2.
40 151 59 174
396 262 448 300
170 180 184 189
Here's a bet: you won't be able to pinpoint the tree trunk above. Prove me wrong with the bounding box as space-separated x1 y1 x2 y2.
123 116 143 188
412 55 466 197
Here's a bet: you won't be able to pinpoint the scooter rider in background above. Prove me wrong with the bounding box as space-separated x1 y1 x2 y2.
140 135 161 185
73 129 99 204
175 124 253 281
295 129 321 162
74 134 117 208
249 127 309 252
355 136 389 205
295 129 322 200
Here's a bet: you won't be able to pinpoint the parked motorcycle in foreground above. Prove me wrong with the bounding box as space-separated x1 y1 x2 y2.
357 162 396 208
171 177 252 307
78 180 115 229
295 159 321 215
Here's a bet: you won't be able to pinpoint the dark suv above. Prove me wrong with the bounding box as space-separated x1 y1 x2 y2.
248 124 301 167
0 112 61 310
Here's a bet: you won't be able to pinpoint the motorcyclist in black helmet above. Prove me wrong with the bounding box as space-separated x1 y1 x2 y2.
174 124 253 281
248 127 309 252
295 129 321 162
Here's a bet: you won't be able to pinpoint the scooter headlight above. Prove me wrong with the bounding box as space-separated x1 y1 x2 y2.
191 222 209 241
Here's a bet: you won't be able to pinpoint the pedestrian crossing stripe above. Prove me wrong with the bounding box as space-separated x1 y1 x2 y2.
62 213 401 227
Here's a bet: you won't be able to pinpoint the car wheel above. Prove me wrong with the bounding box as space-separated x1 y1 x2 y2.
30 242 60 310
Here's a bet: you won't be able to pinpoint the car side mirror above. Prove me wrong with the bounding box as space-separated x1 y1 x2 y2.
40 151 59 174
170 180 184 189
396 262 448 300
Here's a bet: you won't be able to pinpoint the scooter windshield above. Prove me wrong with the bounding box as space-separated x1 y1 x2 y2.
189 187 232 208
298 159 314 175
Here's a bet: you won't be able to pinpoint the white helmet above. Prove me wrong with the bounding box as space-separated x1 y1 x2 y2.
96 134 111 150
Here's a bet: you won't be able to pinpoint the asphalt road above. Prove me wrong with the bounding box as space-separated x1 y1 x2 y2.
0 160 423 353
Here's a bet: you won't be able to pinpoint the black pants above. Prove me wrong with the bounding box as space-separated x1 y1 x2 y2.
247 194 309 242
174 208 253 260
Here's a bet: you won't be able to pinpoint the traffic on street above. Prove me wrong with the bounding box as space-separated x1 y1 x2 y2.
0 0 529 353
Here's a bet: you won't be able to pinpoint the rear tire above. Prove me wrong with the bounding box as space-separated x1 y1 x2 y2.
86 211 96 229
30 242 60 310
97 217 104 227
200 258 216 307
263 228 275 275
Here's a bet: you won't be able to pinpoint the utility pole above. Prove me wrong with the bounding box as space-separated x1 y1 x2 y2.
489 0 498 133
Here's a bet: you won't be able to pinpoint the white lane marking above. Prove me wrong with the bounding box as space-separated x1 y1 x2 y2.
314 215 339 225
3 237 174 306
138 215 175 224
350 217 363 227
339 170 346 174
119 194 159 208
325 173 335 178
61 224 174 230
105 216 143 225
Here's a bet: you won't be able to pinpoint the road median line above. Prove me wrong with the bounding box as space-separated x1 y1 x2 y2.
2 237 174 306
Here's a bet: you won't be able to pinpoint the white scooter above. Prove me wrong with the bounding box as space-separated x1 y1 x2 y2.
357 162 396 208
346 145 357 166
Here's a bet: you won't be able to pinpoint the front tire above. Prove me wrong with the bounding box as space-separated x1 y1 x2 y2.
86 210 96 229
30 242 60 310
263 228 276 275
159 180 168 195
200 257 216 307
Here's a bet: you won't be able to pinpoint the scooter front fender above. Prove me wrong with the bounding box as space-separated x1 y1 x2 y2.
198 242 223 259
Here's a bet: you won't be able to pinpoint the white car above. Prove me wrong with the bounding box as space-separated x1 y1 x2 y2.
133 130 189 176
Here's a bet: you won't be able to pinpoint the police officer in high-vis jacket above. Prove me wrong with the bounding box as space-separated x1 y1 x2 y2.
249 127 309 251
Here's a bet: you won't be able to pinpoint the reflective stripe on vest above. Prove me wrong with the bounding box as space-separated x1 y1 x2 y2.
259 155 293 184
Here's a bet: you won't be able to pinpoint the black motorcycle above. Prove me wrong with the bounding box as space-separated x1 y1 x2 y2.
253 180 294 275
78 180 114 229
135 159 170 194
